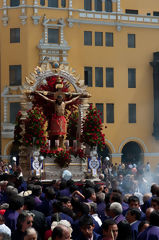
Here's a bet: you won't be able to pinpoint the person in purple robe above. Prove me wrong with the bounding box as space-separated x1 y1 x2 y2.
137 210 159 240
4 195 24 233
31 185 42 209
123 196 145 221
109 202 125 224
126 208 141 240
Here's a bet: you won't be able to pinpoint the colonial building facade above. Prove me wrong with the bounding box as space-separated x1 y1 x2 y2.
1 0 159 167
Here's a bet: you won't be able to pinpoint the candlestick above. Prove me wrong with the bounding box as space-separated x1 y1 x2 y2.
55 140 59 148
65 140 69 150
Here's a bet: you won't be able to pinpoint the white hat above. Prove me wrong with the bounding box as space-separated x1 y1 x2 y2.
62 170 72 181
0 224 11 237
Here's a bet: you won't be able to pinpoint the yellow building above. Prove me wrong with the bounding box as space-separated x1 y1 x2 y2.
1 0 159 168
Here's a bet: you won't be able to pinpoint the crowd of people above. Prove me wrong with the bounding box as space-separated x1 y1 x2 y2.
0 160 158 240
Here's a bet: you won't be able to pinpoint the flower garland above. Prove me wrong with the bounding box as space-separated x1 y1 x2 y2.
40 147 86 168
81 105 106 150
23 107 48 149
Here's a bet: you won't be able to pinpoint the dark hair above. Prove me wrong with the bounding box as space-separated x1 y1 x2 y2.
24 196 35 210
27 184 34 191
128 196 139 204
128 208 141 220
151 184 159 195
149 210 159 226
79 215 93 227
151 197 159 205
45 187 55 200
84 188 95 199
17 210 34 230
102 219 116 231
74 202 89 215
53 201 63 212
111 192 122 203
60 196 71 204
52 226 64 240
32 185 42 197
9 195 24 210
84 180 94 189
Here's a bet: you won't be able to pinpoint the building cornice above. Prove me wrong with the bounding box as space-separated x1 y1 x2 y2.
67 18 159 29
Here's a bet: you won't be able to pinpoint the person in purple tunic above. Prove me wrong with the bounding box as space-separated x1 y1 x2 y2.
126 208 141 240
137 210 159 240
109 202 125 224
4 195 24 233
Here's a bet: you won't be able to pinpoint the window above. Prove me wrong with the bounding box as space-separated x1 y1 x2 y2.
84 67 92 87
129 104 136 123
95 0 102 11
153 11 159 16
106 103 114 123
95 67 103 87
9 65 21 86
61 0 66 7
10 0 20 6
128 68 136 88
84 0 92 10
48 29 59 44
95 32 103 46
105 0 112 12
125 9 138 14
128 34 135 48
40 0 45 6
105 32 113 47
84 31 92 46
96 103 104 123
10 28 20 43
106 68 114 87
48 0 58 7
10 103 21 124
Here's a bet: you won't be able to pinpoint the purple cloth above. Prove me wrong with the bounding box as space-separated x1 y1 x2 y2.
59 188 71 197
34 196 42 208
131 220 141 240
137 226 159 240
114 214 125 224
4 210 19 232
97 202 106 221
122 201 129 211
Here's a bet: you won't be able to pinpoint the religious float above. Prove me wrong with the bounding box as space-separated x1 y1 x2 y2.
13 62 106 180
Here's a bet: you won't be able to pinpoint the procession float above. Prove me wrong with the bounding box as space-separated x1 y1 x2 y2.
13 62 106 180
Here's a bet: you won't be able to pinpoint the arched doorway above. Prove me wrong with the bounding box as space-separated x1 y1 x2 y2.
121 141 143 165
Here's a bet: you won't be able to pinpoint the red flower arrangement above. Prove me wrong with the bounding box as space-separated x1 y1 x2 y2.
54 150 71 168
23 107 48 149
66 111 78 144
81 105 106 150
40 147 86 168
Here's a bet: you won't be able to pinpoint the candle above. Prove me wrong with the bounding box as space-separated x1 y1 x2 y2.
55 140 59 148
65 140 69 150
47 140 51 150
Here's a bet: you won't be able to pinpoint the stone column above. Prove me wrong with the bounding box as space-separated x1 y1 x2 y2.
18 96 31 178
